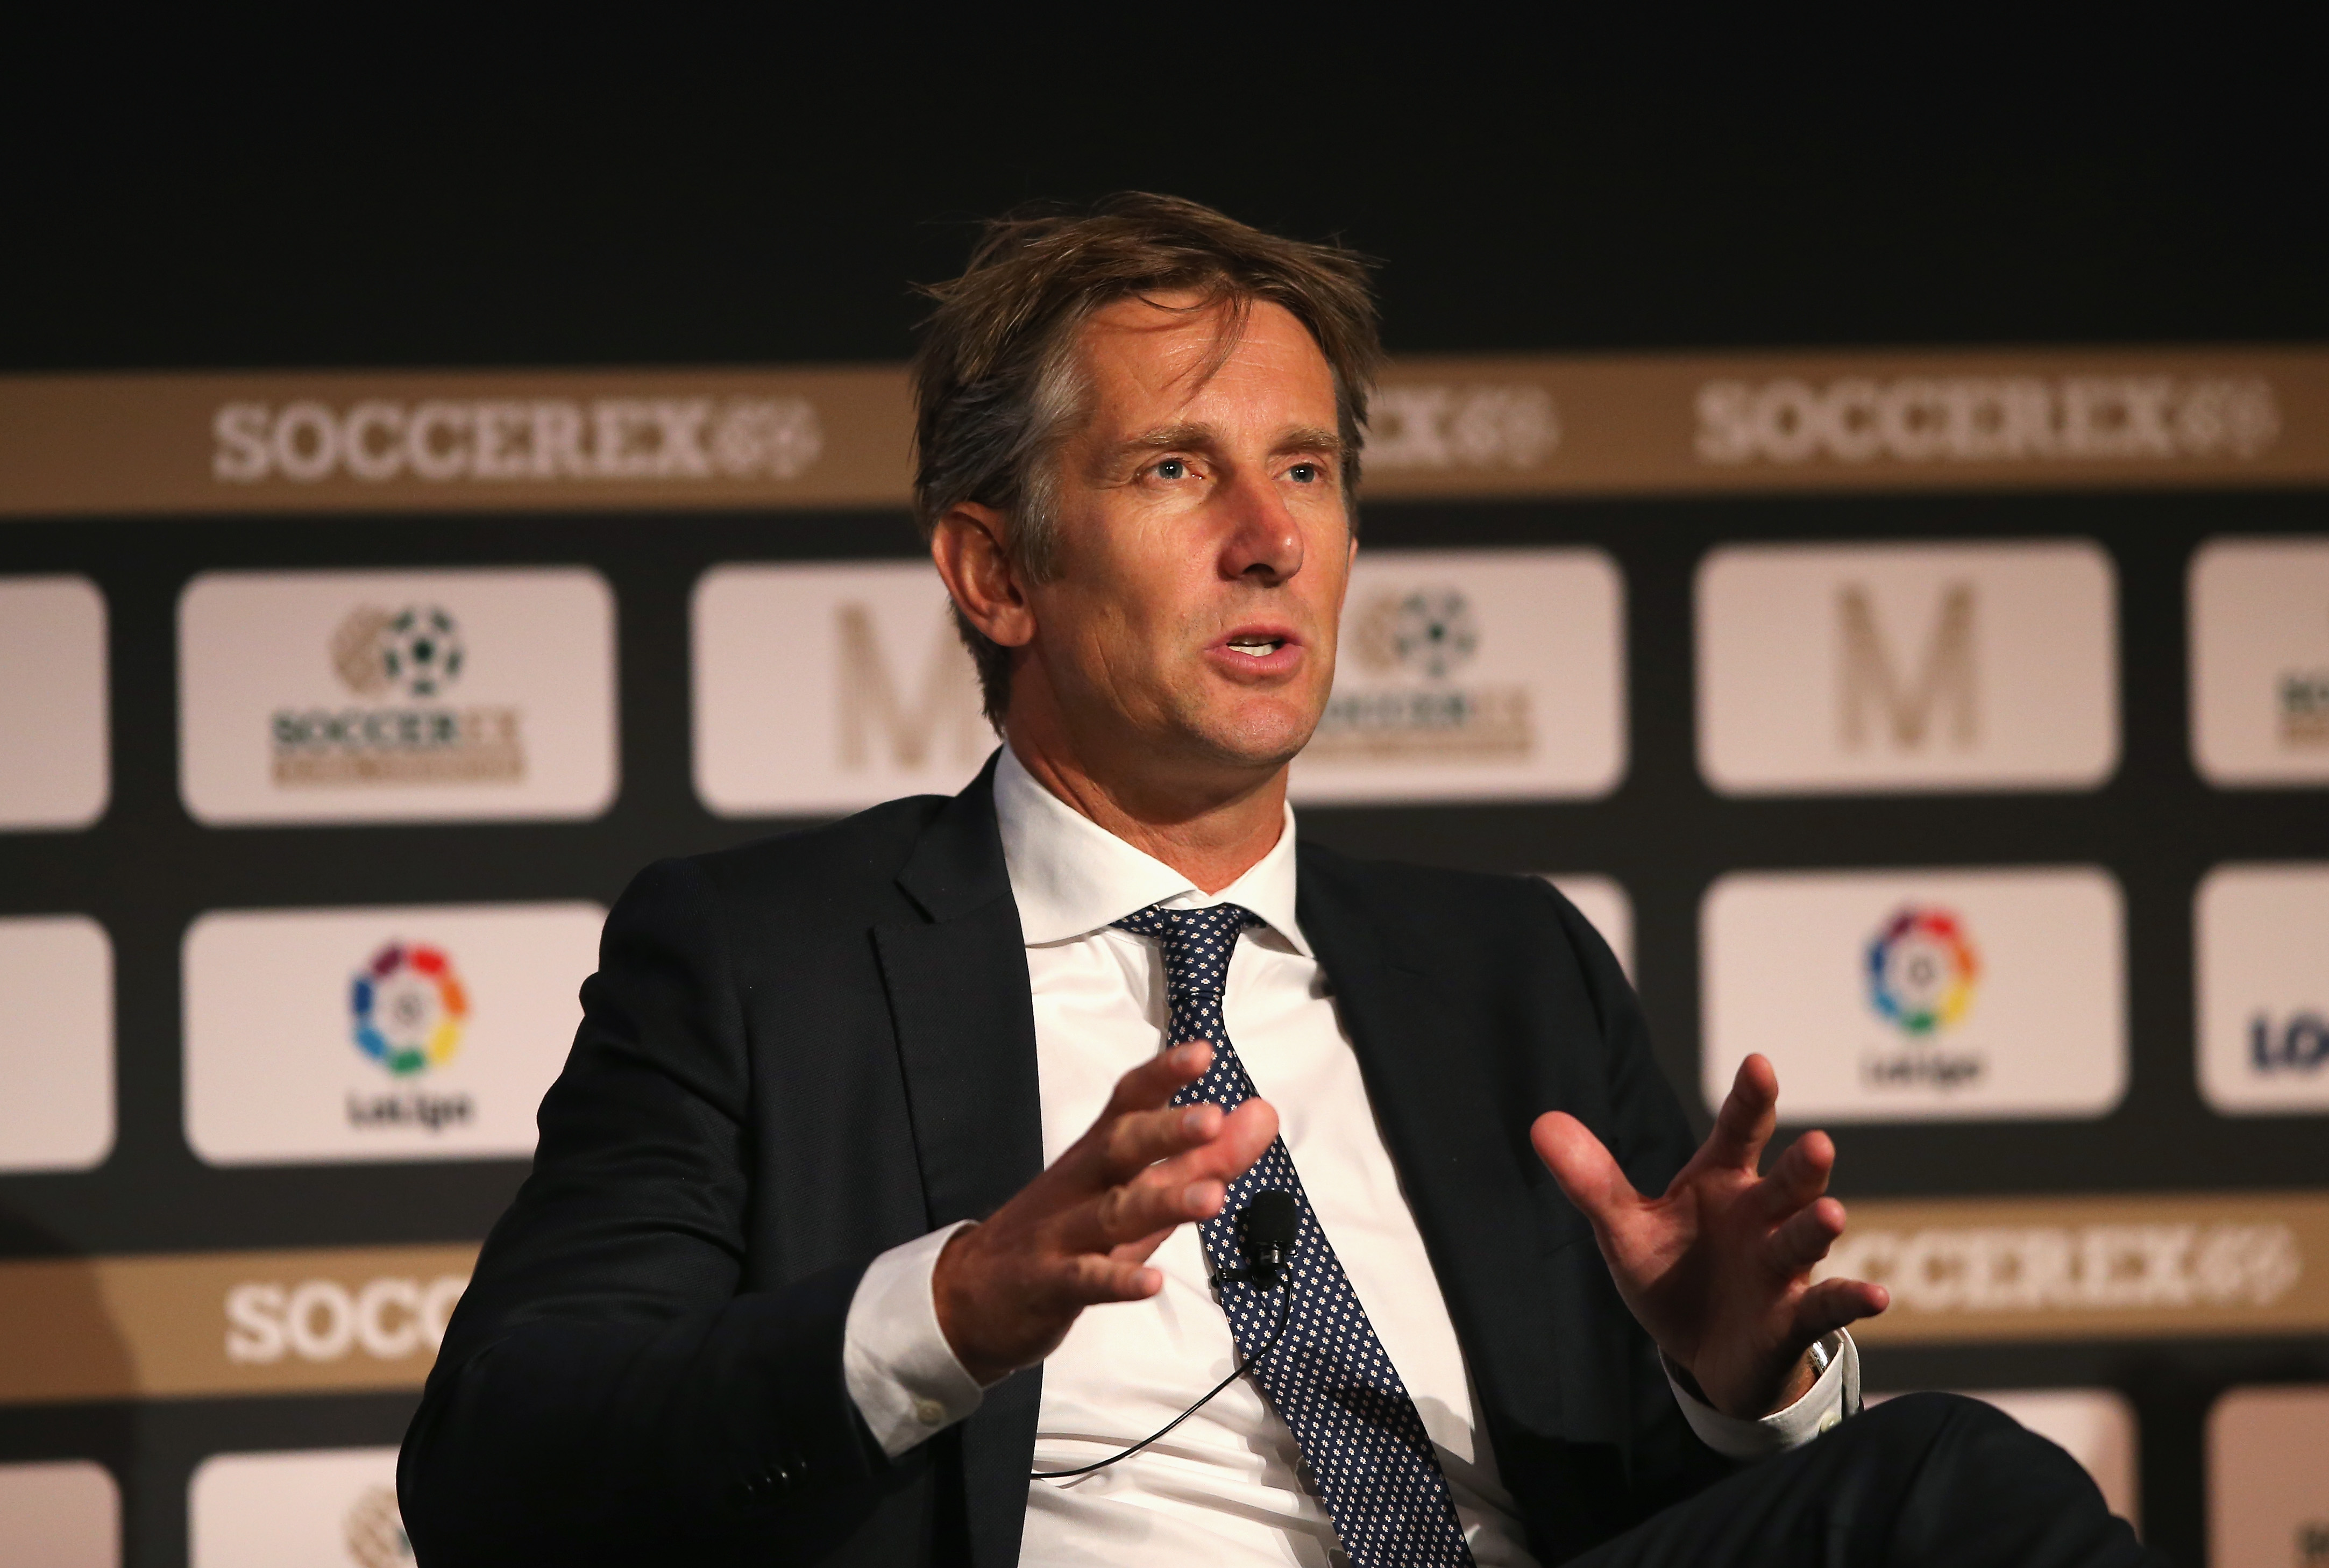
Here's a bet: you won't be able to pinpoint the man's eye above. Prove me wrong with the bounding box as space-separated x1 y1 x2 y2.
1154 458 1188 481
1288 463 1319 483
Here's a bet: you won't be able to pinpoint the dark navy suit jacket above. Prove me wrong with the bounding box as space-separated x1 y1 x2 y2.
399 760 1721 1565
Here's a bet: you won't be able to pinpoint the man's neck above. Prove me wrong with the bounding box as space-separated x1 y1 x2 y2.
1005 735 1288 896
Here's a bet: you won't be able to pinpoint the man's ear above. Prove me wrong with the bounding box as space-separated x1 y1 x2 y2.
931 502 1035 649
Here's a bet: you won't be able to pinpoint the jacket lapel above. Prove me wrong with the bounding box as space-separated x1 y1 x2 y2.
872 757 1045 1568
1295 851 1571 1438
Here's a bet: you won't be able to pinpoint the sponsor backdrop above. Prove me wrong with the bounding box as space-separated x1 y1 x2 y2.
1 349 2325 1566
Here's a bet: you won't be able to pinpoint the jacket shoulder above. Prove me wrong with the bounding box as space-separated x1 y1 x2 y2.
626 793 956 928
1297 838 1569 929
1296 838 1620 985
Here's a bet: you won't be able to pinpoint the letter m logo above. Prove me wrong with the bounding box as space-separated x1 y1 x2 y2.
1837 582 1978 750
835 604 983 769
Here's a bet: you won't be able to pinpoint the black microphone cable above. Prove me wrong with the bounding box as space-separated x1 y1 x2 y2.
1030 1190 1300 1481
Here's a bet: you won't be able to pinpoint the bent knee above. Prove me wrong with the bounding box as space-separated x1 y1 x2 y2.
1851 1391 2022 1453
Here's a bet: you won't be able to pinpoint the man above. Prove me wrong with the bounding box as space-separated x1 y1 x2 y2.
401 195 2153 1566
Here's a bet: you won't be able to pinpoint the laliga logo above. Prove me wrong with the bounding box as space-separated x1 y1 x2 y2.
1866 907 1979 1036
352 943 467 1077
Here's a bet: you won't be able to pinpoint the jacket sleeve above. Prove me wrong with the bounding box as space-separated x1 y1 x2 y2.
399 857 913 1565
1540 882 1739 1533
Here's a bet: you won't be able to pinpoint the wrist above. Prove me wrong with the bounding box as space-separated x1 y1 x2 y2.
1672 1339 1826 1420
1768 1343 1821 1414
932 1223 1014 1387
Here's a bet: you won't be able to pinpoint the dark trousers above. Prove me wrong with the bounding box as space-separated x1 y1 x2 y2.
1570 1394 2163 1567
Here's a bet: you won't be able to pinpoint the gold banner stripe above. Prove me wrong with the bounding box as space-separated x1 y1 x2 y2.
2 348 2325 517
0 1244 477 1405
1819 1192 2329 1344
4 1189 2327 1403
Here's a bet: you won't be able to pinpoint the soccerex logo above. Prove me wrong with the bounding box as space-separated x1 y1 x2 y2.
345 1485 415 1568
272 604 523 789
1306 586 1532 765
1866 907 1980 1036
1356 589 1480 680
351 942 467 1077
213 396 823 484
334 605 463 699
1696 375 2280 466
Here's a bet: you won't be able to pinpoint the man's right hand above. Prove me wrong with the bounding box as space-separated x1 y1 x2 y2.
932 1041 1278 1386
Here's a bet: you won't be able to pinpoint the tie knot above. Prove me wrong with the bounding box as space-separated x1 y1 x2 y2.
1112 902 1260 1002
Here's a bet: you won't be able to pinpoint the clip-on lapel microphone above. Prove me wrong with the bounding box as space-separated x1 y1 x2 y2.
1029 1189 1301 1480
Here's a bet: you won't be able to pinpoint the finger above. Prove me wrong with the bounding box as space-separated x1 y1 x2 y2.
1530 1111 1641 1234
1790 1275 1890 1342
1126 1097 1279 1190
1700 1053 1779 1175
1109 1228 1175 1266
1174 1096 1277 1184
1084 1167 1227 1248
1767 1195 1847 1274
1095 1100 1225 1181
1746 1129 1836 1224
1085 1100 1279 1246
1099 1041 1215 1122
1053 1251 1168 1308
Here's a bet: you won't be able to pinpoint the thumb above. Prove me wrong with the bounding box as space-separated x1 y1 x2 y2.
1531 1111 1640 1234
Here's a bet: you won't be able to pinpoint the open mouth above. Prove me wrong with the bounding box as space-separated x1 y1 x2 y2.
1224 634 1288 659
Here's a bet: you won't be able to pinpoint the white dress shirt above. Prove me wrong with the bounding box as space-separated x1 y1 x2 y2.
842 746 1856 1565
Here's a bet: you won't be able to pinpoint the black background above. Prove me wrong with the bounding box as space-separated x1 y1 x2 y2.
2 25 2325 1567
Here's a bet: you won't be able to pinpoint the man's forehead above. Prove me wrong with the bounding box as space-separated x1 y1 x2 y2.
1075 294 1334 420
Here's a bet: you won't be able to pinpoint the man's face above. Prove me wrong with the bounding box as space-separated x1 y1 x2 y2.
1020 294 1352 784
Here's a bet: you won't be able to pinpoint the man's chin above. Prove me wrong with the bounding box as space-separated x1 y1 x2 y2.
1182 708 1322 776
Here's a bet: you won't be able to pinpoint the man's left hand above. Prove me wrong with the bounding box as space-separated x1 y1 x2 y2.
1530 1053 1890 1420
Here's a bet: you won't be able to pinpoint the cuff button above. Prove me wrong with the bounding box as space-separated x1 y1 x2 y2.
914 1398 946 1426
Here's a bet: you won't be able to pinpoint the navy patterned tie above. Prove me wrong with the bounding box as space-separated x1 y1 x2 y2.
1113 901 1475 1567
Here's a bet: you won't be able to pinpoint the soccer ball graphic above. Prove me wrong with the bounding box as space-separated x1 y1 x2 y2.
380 607 463 698
1354 588 1481 680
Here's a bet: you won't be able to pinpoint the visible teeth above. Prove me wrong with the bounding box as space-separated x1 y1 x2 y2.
1227 638 1282 657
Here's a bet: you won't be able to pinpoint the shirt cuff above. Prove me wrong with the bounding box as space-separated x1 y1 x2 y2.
1663 1330 1862 1462
842 1221 988 1459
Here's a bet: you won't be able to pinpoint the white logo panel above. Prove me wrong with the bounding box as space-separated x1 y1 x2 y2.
0 1460 119 1568
2207 1385 2329 1568
1701 867 2126 1122
183 902 601 1165
1540 874 1634 979
0 575 108 830
1290 547 1624 803
2196 864 2329 1114
0 915 113 1172
1696 541 2117 794
179 568 616 824
693 561 989 817
2190 538 2329 785
189 1446 406 1568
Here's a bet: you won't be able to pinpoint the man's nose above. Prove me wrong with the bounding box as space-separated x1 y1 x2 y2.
1217 469 1304 585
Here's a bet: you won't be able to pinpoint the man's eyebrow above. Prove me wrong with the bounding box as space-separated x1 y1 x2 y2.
1109 423 1346 458
1273 425 1345 456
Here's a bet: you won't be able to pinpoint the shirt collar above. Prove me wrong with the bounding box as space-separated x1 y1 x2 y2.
992 743 1310 956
